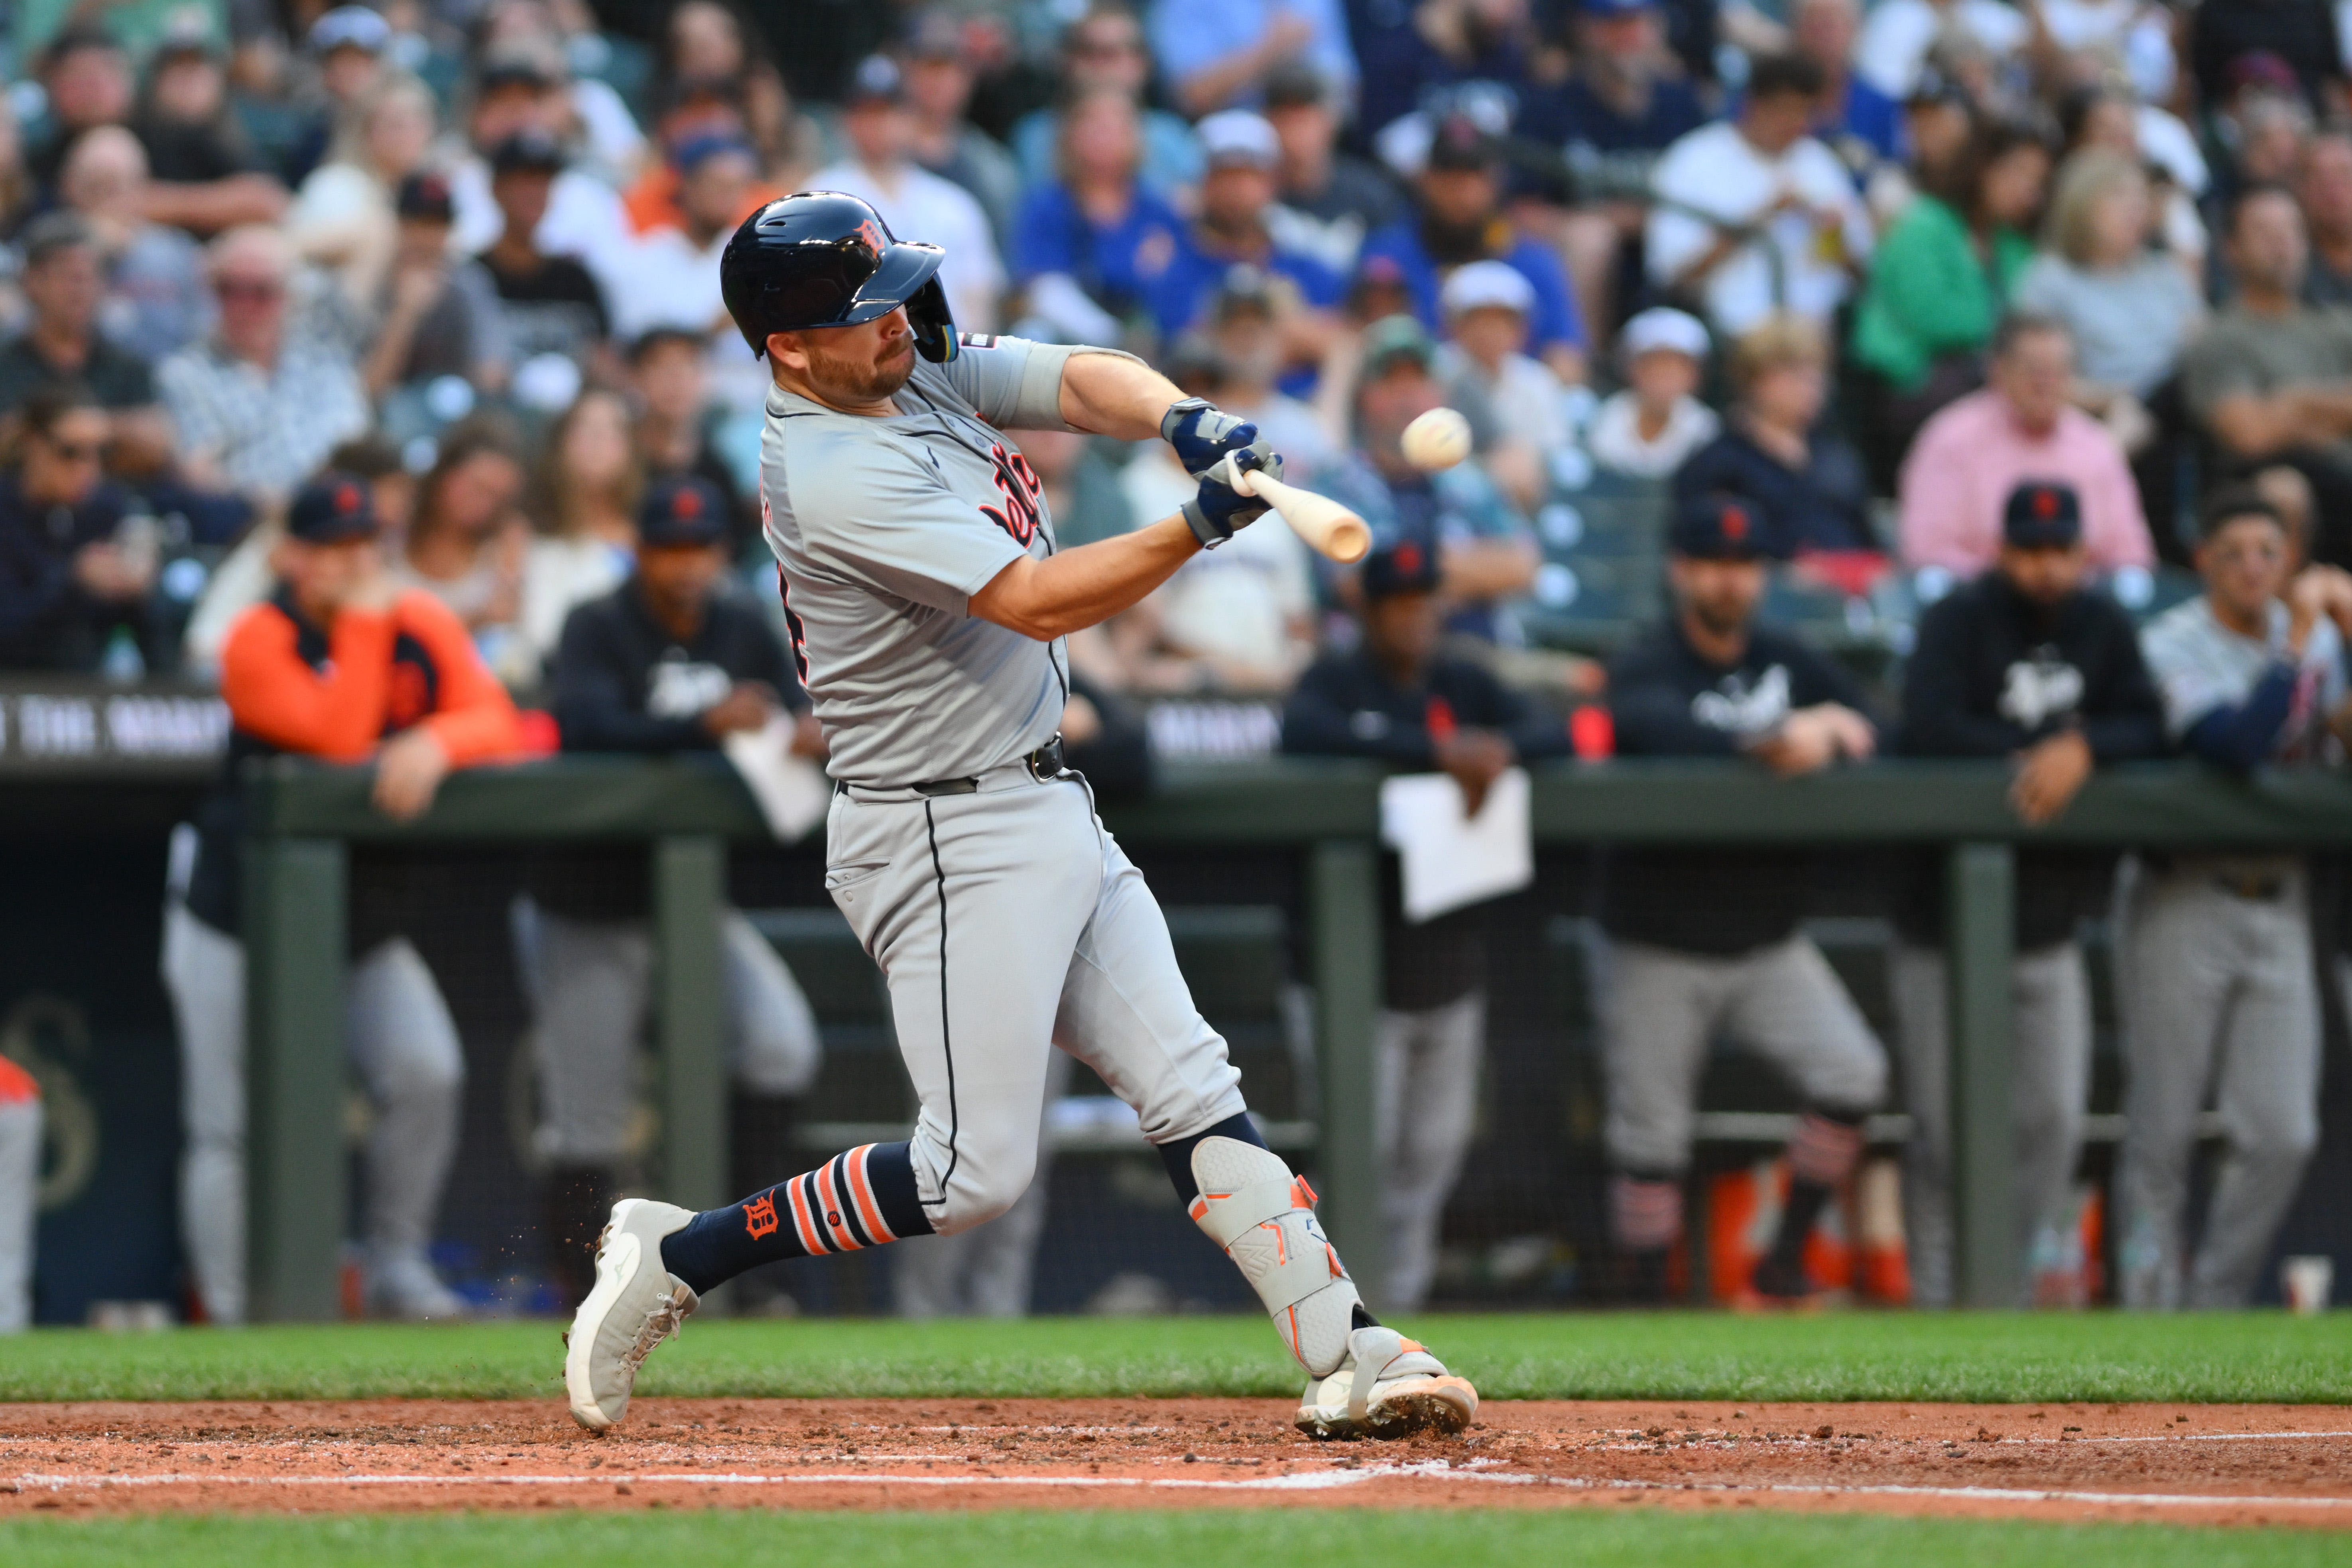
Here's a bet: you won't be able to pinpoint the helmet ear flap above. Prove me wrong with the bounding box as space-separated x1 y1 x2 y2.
906 275 958 363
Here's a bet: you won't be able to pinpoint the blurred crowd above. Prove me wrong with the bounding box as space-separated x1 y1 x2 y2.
11 0 2352 1327
0 0 2348 698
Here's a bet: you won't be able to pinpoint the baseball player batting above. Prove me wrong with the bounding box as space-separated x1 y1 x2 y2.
563 192 1476 1441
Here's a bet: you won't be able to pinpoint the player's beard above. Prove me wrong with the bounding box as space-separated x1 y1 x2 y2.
805 333 918 404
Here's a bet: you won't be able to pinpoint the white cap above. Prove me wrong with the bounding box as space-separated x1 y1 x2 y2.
1197 110 1280 170
1439 260 1535 318
1620 306 1710 361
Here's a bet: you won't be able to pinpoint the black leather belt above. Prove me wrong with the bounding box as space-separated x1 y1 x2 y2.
905 735 1067 797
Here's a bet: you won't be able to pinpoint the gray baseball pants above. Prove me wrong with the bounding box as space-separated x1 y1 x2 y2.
2114 867 2321 1308
1374 991 1484 1312
1891 942 2091 1309
0 1092 36 1332
511 901 823 1165
160 901 464 1325
1599 935 1887 1176
825 767 1248 1235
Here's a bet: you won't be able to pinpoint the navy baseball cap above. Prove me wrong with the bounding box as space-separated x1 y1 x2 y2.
288 472 381 543
395 170 454 222
2003 480 2083 549
1670 493 1767 560
1361 533 1442 599
490 130 566 175
847 53 905 106
675 132 757 177
638 476 730 548
1425 113 1501 173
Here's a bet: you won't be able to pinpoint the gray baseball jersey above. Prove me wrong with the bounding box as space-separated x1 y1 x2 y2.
2140 596 2346 754
758 334 1130 787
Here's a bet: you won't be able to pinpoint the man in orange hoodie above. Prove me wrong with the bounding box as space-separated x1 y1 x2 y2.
162 471 523 1323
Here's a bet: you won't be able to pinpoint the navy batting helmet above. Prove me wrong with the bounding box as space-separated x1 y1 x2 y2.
719 191 958 364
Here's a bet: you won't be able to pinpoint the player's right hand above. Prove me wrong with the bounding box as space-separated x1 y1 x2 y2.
1161 398 1260 477
1181 442 1281 549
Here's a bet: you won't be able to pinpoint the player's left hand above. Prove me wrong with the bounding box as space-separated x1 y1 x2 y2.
1161 397 1260 477
1181 442 1281 549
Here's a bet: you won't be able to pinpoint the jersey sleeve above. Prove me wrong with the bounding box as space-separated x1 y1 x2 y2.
788 427 1030 614
933 335 1145 431
219 602 396 761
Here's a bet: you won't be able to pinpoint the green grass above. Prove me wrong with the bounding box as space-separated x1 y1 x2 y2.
4 1511 2348 1568
3 1311 2350 1405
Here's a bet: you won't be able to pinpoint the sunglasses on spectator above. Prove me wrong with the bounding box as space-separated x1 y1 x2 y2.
215 276 286 302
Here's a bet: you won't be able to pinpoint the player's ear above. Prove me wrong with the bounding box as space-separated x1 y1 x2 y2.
765 329 804 370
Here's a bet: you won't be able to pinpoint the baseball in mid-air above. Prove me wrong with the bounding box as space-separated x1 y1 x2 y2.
1401 407 1472 471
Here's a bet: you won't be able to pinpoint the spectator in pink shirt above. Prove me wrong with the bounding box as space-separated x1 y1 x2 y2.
1898 313 2157 576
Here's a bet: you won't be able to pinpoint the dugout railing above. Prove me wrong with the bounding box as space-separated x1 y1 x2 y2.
236 754 2352 1319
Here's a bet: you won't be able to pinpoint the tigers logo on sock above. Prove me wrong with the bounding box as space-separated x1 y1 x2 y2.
742 1193 780 1239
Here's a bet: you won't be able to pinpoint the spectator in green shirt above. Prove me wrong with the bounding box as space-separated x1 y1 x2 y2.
1852 118 2053 486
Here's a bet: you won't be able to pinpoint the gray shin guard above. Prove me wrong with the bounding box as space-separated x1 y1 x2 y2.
1187 1135 1362 1378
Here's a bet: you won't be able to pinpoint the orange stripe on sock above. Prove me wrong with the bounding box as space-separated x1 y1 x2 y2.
843 1145 894 1244
784 1176 826 1254
817 1161 858 1251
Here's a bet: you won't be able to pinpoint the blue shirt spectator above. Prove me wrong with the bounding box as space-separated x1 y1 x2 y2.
1151 0 1359 116
1517 0 1707 202
1348 0 1541 143
1358 116 1586 372
1144 111 1344 340
1789 0 1904 178
1008 87 1191 344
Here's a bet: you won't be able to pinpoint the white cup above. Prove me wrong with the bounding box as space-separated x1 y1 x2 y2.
2282 1255 2334 1315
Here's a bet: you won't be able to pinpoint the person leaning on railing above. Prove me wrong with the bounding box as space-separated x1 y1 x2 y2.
1278 531 1573 1312
2114 484 2352 1308
524 476 825 1312
1596 492 1889 1307
163 472 523 1325
1893 479 2166 1308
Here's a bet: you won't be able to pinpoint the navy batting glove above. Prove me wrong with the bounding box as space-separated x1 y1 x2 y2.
1161 397 1259 476
1181 442 1281 549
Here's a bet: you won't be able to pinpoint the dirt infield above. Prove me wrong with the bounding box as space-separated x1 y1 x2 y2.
4 1398 2350 1526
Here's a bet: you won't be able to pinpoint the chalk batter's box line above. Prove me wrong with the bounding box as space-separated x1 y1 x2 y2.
14 1458 2352 1510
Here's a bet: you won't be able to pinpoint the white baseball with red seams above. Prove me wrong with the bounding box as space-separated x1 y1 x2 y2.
1400 407 1473 472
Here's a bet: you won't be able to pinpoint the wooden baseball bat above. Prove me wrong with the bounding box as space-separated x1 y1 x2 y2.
1233 466 1371 564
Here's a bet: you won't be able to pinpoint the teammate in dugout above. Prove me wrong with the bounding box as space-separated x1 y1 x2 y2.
520 475 825 1310
1895 480 2165 1307
563 192 1476 1440
165 472 525 1323
2116 486 2352 1307
1600 493 1888 1304
1279 532 1572 1310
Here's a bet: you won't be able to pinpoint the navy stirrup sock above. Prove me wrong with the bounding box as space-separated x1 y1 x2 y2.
659 1140 933 1295
1155 1111 1269 1204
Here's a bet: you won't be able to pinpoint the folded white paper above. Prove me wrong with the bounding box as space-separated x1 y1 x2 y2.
1378 766 1533 923
722 714 831 842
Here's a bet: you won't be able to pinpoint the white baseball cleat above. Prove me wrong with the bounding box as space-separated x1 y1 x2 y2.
1295 1325 1479 1441
563 1198 699 1432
